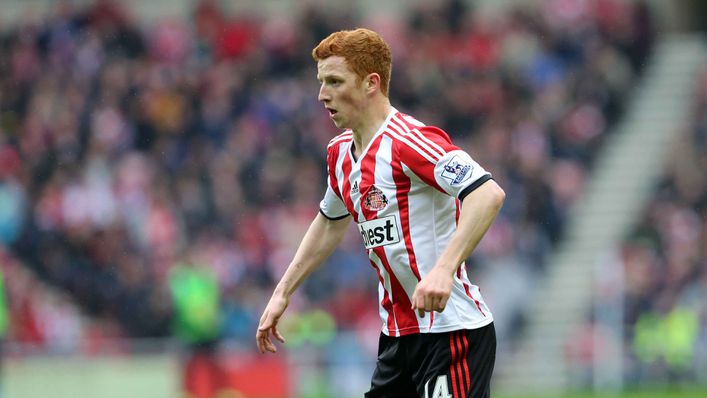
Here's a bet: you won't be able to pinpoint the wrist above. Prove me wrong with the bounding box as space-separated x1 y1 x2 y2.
445 263 460 277
273 284 292 299
434 260 459 277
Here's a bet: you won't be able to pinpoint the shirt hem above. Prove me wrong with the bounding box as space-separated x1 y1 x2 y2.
381 316 494 336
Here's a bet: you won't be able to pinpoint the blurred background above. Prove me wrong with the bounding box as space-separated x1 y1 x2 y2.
0 0 705 397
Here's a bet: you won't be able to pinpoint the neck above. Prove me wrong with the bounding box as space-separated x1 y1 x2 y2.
351 98 392 154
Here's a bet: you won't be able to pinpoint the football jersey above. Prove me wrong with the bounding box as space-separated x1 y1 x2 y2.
319 108 494 337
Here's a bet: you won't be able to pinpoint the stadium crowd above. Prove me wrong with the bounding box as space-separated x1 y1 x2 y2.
0 0 654 358
567 63 707 386
621 63 707 384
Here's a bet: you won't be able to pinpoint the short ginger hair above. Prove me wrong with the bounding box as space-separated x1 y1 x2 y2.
312 28 392 97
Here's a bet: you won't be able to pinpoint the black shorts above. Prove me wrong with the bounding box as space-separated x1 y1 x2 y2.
365 323 496 398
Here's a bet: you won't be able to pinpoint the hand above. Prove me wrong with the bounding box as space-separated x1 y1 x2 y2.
256 294 289 353
411 266 454 318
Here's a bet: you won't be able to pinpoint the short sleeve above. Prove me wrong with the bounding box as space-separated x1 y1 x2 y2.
394 126 491 200
433 150 492 200
319 146 350 220
319 184 349 220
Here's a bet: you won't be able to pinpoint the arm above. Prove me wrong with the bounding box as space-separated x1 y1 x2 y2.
411 179 505 317
256 212 351 353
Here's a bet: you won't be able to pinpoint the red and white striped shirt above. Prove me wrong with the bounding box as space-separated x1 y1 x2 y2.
319 108 494 336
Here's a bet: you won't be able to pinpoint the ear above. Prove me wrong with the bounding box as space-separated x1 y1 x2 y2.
365 73 381 95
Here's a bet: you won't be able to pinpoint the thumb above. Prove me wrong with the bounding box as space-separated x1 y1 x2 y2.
258 312 276 331
411 289 425 318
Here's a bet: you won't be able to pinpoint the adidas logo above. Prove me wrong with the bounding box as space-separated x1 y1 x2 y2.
351 180 360 195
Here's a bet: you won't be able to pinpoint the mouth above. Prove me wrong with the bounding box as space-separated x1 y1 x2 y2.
326 108 338 117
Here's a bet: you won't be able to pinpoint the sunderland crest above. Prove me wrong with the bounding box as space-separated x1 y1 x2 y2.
363 185 388 211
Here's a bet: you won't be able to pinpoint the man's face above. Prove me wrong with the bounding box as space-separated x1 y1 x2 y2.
316 56 368 130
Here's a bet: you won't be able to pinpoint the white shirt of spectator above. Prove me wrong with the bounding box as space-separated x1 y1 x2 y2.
320 108 494 336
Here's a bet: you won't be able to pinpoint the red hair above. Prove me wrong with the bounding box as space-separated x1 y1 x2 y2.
312 28 392 97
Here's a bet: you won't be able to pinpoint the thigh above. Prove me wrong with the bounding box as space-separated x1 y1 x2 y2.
412 324 496 398
462 323 496 398
365 333 418 398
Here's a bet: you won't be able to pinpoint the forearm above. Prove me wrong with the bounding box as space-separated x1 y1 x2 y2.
435 180 505 275
274 212 350 298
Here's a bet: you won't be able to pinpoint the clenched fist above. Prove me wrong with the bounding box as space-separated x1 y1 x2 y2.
410 266 454 317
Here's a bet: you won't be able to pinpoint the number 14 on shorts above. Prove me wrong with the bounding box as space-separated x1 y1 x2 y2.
425 375 452 398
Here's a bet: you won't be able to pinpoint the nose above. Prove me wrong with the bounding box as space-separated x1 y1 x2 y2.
318 83 330 102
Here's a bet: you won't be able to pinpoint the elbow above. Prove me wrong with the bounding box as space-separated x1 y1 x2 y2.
461 179 506 210
491 182 506 210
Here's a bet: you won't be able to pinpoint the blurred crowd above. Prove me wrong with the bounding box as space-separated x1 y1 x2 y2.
568 63 707 386
620 62 707 384
0 0 654 354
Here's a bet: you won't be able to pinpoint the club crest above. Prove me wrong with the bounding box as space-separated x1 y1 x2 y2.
363 185 388 211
